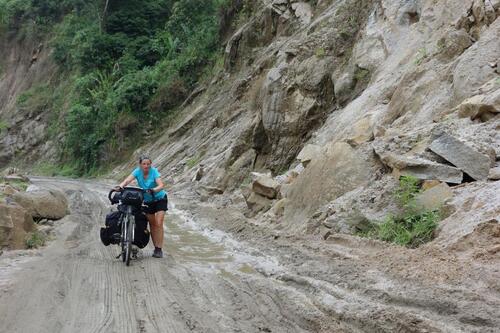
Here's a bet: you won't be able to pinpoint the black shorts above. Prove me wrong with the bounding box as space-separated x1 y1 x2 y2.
144 196 168 214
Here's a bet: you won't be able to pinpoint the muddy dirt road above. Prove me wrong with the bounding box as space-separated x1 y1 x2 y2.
0 178 499 333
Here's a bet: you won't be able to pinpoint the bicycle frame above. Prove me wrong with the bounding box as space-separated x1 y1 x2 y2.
109 187 143 266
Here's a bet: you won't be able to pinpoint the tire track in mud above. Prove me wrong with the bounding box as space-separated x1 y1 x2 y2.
141 258 200 332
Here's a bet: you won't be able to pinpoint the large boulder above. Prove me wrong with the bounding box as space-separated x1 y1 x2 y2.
346 116 374 145
296 144 322 166
310 175 402 235
429 133 491 181
3 185 17 195
245 192 273 214
457 79 500 122
376 151 464 184
398 158 464 184
415 183 454 212
291 2 312 25
434 181 500 251
436 28 473 61
11 189 69 220
452 18 499 101
0 203 35 249
333 71 355 105
252 175 280 199
284 142 375 231
489 166 500 180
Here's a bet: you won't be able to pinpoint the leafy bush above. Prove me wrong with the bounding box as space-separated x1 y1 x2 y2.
395 175 421 208
112 68 157 115
25 230 46 249
367 211 440 248
105 0 172 36
65 103 109 171
359 176 441 248
0 0 81 34
75 32 128 72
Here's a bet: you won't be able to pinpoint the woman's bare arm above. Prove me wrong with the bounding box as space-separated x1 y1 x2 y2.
152 177 165 193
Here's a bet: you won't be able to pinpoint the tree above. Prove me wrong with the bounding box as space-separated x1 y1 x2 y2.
101 0 111 31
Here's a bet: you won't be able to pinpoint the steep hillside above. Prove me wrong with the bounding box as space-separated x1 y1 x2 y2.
114 0 499 240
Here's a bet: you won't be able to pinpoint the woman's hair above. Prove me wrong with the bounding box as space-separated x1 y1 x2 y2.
139 155 152 163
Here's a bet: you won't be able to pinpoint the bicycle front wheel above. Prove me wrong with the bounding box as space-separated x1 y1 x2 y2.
125 214 135 266
120 215 126 262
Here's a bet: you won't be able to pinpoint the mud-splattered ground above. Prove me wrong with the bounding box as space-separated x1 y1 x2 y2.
0 178 498 333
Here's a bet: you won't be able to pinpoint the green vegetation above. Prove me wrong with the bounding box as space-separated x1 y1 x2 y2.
241 174 252 186
32 161 79 177
353 66 371 86
315 47 326 58
6 178 29 191
0 120 7 133
1 0 234 175
17 83 54 114
414 47 428 65
186 155 200 169
395 175 420 207
359 176 441 248
25 230 46 249
363 211 440 248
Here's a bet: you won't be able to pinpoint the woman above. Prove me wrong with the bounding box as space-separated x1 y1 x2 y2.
115 156 168 258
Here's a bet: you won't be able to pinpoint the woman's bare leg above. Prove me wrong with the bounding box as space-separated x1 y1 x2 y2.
146 213 160 248
154 210 165 248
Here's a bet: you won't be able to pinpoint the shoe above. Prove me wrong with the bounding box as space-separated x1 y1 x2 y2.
132 246 139 258
152 248 163 258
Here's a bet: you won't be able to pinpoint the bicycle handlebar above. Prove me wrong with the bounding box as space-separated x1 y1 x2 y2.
108 189 120 204
108 186 147 205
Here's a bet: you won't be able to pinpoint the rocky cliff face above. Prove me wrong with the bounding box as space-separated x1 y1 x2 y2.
112 0 499 242
0 33 61 168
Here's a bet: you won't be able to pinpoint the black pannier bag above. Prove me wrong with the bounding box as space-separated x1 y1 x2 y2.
121 188 144 206
100 211 122 246
133 212 150 249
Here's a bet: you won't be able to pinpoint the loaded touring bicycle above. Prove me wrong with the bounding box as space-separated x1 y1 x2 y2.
101 187 150 266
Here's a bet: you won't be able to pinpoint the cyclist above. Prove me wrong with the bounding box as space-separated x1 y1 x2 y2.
115 156 168 258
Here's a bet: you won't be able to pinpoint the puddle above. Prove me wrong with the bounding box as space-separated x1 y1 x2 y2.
163 204 283 277
164 213 231 264
237 263 257 274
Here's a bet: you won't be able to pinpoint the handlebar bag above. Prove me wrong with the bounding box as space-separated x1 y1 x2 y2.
121 188 144 206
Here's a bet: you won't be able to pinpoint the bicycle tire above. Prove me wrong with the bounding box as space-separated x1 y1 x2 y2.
120 214 126 262
125 214 135 266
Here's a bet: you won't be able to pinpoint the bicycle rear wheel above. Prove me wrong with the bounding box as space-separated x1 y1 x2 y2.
125 214 135 266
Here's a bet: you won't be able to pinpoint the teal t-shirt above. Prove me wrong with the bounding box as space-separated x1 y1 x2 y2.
132 167 167 203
